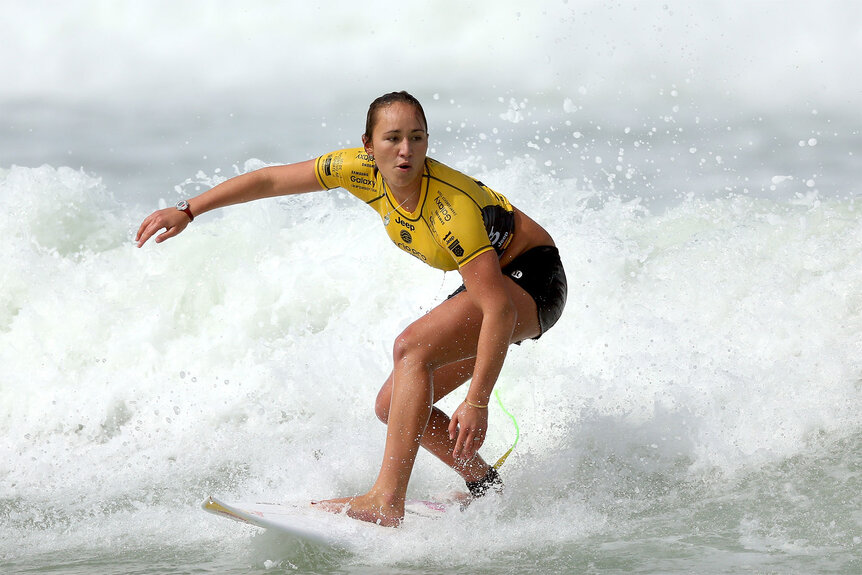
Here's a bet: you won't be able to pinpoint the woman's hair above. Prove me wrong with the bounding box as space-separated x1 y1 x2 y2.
364 91 428 139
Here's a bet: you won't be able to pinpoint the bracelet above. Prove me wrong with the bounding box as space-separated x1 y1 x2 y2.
465 399 488 409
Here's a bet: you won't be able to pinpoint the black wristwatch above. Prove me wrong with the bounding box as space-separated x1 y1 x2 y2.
176 200 194 222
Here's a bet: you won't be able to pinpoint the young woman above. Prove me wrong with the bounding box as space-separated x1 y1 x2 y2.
136 91 567 526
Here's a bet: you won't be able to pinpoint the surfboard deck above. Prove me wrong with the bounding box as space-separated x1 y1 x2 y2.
202 495 454 549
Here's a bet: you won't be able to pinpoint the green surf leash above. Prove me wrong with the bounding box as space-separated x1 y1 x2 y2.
492 388 520 470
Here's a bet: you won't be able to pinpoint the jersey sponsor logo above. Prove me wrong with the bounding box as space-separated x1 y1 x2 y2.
350 174 374 187
396 242 427 261
434 195 453 222
359 153 375 169
449 240 464 258
394 216 415 231
482 205 514 251
322 154 344 179
487 227 510 250
400 229 413 244
443 231 464 258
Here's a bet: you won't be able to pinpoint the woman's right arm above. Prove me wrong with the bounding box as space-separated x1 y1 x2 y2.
135 159 323 247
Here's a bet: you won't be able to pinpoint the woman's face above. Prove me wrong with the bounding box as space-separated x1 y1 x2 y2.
363 101 428 196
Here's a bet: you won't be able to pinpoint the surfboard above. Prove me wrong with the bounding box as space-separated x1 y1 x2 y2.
202 495 453 549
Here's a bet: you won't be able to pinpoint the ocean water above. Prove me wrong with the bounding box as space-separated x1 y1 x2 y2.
1 1 861 574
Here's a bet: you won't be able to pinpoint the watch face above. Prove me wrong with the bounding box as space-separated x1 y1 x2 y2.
176 200 189 210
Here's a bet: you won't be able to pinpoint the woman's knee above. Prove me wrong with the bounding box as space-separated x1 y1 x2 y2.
392 327 416 366
392 324 435 370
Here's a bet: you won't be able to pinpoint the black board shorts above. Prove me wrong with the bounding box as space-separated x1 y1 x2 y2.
448 245 567 340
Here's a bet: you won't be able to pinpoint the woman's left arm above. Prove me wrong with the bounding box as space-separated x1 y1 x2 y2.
448 250 516 460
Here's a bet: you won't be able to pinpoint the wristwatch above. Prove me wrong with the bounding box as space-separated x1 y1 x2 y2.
176 200 194 222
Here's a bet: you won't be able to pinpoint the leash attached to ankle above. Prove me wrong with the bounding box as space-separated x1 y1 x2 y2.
464 388 520 497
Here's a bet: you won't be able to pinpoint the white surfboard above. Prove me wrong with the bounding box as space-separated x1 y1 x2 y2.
202 495 453 549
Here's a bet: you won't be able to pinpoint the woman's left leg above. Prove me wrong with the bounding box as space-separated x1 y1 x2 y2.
321 278 539 526
376 358 491 483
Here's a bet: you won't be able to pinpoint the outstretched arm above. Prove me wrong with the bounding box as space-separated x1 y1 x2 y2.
135 159 323 247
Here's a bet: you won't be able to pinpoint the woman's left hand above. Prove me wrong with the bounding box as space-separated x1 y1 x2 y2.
448 402 489 460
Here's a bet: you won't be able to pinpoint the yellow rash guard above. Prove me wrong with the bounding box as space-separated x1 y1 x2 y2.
314 148 515 271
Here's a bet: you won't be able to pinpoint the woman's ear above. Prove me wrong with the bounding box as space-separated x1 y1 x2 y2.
362 134 374 158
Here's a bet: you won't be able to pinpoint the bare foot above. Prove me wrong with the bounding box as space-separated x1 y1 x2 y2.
448 490 475 511
310 496 352 513
312 494 404 527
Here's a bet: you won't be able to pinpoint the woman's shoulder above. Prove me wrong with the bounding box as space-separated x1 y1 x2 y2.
315 147 377 192
424 157 509 210
424 157 482 191
317 147 375 172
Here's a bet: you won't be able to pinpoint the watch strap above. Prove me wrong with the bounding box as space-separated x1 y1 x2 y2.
176 200 194 222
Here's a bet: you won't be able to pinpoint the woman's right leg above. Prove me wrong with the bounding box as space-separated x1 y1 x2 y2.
375 358 491 483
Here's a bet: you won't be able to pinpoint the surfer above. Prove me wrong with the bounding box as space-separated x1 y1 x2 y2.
136 91 566 526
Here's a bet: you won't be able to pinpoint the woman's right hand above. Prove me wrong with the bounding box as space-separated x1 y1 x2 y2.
135 207 191 247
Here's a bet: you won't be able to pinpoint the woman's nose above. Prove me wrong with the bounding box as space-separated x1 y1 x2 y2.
398 138 412 156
